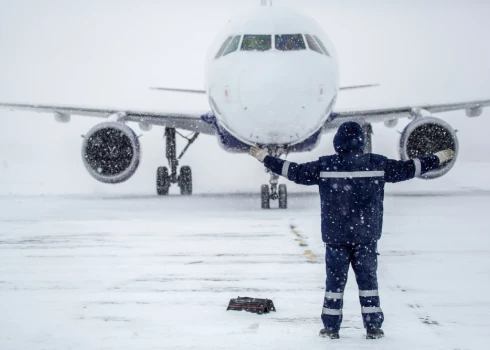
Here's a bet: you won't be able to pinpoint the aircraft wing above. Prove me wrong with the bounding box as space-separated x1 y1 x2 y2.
328 99 490 129
0 102 216 135
149 83 380 94
338 84 379 91
150 87 206 94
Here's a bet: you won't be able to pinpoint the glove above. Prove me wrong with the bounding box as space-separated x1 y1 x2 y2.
434 149 455 164
249 146 269 163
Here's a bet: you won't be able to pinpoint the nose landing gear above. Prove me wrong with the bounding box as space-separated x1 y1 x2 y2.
260 148 288 209
261 171 288 209
156 127 199 196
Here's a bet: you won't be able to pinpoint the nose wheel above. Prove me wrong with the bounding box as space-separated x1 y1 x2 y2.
278 184 288 209
261 170 288 209
261 185 270 209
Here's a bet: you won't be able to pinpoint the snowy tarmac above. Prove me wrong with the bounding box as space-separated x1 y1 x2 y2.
0 192 489 350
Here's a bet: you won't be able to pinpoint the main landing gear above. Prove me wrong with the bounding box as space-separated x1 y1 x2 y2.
157 127 199 196
261 148 288 210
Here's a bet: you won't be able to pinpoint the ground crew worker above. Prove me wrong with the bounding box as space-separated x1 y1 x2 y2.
249 121 454 340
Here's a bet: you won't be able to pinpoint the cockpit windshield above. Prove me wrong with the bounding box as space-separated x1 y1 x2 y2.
223 35 241 56
241 35 272 51
313 35 331 56
305 34 323 55
215 36 232 59
275 34 306 51
216 33 330 56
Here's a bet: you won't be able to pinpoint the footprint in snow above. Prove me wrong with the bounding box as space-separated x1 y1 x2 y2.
247 322 260 333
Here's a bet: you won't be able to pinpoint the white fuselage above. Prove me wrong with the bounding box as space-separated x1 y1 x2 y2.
205 6 339 147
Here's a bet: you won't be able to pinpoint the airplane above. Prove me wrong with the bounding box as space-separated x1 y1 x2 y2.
1 0 489 209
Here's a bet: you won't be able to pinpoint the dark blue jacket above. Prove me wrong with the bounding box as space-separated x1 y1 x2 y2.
264 122 440 244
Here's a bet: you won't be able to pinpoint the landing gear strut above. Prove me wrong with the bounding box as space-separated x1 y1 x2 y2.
156 127 199 196
260 148 288 209
362 124 373 154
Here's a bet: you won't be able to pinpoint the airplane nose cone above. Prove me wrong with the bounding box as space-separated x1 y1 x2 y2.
238 61 313 144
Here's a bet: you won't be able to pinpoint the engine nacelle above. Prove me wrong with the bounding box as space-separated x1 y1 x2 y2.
82 122 141 184
466 106 483 118
399 117 458 179
384 118 398 129
54 112 70 123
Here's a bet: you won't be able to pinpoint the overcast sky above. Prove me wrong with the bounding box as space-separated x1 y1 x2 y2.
0 0 489 195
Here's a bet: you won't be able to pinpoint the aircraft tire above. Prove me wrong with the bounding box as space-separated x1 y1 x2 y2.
261 185 270 209
278 184 288 209
179 166 193 196
157 166 170 195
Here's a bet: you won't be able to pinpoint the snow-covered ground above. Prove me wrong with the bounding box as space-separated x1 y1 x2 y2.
0 192 488 350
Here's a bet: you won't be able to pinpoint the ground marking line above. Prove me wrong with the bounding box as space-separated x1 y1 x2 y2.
290 224 318 261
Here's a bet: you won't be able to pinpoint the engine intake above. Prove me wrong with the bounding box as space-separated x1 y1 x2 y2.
399 117 458 179
82 122 141 184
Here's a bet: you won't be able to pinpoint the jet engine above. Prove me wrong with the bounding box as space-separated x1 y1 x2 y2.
399 117 458 179
82 122 141 184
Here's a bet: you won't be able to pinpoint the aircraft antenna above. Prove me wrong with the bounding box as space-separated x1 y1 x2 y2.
261 0 272 6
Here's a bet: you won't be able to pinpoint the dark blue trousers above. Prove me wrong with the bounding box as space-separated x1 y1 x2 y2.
321 242 384 331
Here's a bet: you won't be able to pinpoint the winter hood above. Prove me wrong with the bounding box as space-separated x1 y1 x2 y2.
333 122 366 154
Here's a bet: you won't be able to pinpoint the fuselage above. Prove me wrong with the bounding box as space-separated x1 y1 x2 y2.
205 6 339 148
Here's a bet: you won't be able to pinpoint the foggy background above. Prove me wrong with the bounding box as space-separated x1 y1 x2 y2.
0 0 489 195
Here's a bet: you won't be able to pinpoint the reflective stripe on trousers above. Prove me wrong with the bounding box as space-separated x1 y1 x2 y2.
359 290 379 297
361 306 383 314
325 291 344 299
322 307 342 316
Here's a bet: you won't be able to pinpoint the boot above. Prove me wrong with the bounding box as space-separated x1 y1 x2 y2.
366 328 384 339
319 328 340 339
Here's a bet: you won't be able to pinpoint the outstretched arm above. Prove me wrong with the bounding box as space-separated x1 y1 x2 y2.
384 150 454 183
249 147 320 186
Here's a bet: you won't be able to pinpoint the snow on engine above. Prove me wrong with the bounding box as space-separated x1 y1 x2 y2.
399 117 458 179
81 122 141 183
